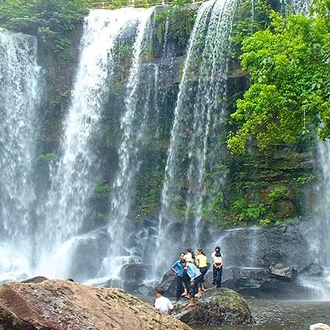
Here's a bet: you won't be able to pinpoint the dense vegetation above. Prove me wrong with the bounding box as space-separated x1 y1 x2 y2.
0 0 95 54
228 0 330 155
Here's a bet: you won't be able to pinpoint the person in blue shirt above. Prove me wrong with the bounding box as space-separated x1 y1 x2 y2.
180 258 202 307
171 252 186 301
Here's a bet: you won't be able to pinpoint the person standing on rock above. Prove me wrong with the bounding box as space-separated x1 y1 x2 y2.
154 287 174 315
171 252 187 301
196 248 208 293
211 246 224 288
184 247 195 264
180 259 202 307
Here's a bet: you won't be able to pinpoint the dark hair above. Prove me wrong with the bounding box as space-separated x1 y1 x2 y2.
197 248 205 255
215 246 220 252
156 287 164 295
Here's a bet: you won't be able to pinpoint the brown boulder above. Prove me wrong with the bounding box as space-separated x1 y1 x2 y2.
0 279 191 330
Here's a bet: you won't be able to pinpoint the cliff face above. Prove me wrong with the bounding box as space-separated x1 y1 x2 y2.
34 6 319 230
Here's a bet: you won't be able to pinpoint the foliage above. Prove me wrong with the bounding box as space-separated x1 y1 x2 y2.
38 153 58 162
155 5 196 50
268 186 290 203
228 0 330 156
93 180 111 195
231 0 273 59
0 0 93 54
231 197 268 225
135 169 165 219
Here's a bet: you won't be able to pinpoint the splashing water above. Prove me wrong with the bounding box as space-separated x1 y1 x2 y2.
34 9 144 280
152 0 238 278
96 8 158 280
0 30 41 281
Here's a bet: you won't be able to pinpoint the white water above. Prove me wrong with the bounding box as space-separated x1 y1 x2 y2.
96 8 157 279
34 9 144 280
290 0 311 14
0 30 41 281
308 140 330 299
153 0 238 278
280 0 311 14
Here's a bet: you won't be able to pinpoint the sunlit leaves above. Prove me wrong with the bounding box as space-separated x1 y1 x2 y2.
228 1 330 156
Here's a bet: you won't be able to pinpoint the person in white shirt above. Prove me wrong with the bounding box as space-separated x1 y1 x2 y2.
154 287 174 315
184 247 195 264
211 245 224 288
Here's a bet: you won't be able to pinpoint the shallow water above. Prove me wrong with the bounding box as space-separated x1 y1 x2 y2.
192 300 330 330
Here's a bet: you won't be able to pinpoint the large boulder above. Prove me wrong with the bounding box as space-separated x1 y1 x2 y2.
0 279 191 330
174 287 253 327
269 263 297 280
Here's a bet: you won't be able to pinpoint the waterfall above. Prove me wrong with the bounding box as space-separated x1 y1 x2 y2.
154 0 238 277
96 8 158 280
281 0 311 14
0 29 41 281
314 141 330 267
290 0 311 14
304 141 330 299
35 9 144 280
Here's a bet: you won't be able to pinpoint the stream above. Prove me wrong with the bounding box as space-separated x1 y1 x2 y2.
193 299 330 330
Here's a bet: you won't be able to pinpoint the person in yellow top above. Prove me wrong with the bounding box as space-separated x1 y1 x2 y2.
196 248 208 296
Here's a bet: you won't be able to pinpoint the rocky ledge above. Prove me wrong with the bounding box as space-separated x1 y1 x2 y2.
0 279 191 330
0 279 253 329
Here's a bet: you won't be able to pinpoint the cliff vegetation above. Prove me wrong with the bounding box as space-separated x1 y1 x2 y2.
0 0 328 228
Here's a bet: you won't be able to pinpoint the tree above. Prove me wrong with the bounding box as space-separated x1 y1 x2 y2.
0 0 94 53
227 0 330 156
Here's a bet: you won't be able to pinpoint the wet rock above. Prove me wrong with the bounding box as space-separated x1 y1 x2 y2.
269 263 297 280
21 276 48 284
120 263 150 293
0 279 191 330
299 263 324 277
155 270 178 296
174 287 253 327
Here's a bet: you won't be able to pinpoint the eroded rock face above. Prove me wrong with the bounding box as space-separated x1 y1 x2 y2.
0 279 191 330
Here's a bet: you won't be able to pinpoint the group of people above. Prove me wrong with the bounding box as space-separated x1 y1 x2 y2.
154 246 224 313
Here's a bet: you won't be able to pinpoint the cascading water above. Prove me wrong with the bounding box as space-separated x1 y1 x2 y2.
290 0 311 14
96 8 160 281
34 9 144 281
304 140 330 299
1 0 325 295
281 0 312 14
315 141 330 269
153 0 238 278
0 29 41 281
